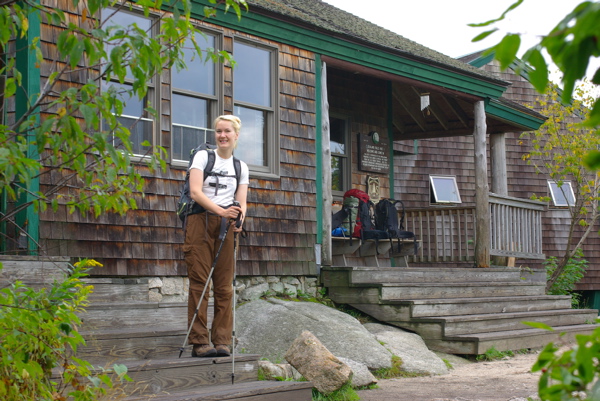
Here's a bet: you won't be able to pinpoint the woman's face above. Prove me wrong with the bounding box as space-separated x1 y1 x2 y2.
215 120 239 153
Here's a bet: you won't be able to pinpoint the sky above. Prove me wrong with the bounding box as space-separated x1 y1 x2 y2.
323 0 598 80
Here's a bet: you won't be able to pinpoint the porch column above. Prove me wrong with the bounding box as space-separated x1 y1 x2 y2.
490 132 508 266
474 101 490 268
490 133 508 195
321 62 333 266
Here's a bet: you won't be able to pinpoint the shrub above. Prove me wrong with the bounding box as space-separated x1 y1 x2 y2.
544 248 587 307
0 261 130 400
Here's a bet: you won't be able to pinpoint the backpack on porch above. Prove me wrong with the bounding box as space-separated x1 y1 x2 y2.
375 198 418 255
343 189 388 242
176 143 241 226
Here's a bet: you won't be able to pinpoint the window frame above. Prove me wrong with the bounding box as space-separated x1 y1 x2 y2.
329 115 351 199
548 180 576 207
101 7 159 160
170 28 222 167
430 175 462 204
232 37 280 178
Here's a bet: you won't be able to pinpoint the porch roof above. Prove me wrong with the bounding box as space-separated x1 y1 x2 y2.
242 0 544 136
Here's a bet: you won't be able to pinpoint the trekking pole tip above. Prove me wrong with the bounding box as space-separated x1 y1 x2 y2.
231 373 235 385
178 348 184 358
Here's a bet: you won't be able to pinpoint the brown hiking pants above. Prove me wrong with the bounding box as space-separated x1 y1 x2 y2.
183 212 234 346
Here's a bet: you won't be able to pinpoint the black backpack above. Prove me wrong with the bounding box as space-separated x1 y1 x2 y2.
375 198 418 255
176 143 241 225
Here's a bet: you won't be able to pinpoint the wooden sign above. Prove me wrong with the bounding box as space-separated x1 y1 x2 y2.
358 134 389 174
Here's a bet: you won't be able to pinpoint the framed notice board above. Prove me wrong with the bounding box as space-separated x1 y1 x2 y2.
358 133 389 174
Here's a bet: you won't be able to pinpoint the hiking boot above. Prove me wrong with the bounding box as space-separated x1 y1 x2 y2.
215 344 231 357
191 344 217 358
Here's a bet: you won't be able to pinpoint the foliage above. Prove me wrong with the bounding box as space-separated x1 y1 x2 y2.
476 346 515 362
470 1 600 140
0 0 247 247
544 248 587 307
531 324 600 401
311 383 360 401
0 260 130 400
520 82 600 292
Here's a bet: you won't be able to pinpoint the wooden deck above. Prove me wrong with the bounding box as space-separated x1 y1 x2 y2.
322 265 599 354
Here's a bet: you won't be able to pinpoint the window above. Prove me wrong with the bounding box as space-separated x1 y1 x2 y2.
171 32 218 162
430 175 462 204
548 180 575 207
330 116 350 197
102 8 155 157
233 40 279 176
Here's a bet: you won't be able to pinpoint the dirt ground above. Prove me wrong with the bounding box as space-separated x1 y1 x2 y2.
356 350 547 401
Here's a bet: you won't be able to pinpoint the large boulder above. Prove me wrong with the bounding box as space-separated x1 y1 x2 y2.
364 323 449 375
284 330 352 394
235 298 392 369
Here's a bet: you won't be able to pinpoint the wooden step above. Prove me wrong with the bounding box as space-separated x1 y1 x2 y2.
54 355 260 396
79 326 187 364
380 281 546 300
322 266 546 287
395 309 598 339
79 301 188 330
124 380 314 401
426 324 600 355
348 294 574 323
406 295 573 317
0 256 70 286
83 278 149 303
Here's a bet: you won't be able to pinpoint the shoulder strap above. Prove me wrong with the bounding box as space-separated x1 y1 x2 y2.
203 149 216 183
233 157 241 192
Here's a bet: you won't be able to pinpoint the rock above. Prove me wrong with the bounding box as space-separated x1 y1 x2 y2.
148 288 162 302
240 283 269 301
284 330 352 394
364 323 449 375
148 277 162 289
338 357 378 388
235 299 392 369
258 360 302 381
162 277 182 295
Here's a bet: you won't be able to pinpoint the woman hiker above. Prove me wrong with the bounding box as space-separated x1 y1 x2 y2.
184 115 249 357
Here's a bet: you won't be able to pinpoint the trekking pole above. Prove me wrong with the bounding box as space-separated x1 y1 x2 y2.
231 202 242 384
179 213 234 358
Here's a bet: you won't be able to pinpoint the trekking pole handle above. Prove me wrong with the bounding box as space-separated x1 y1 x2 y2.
232 201 243 228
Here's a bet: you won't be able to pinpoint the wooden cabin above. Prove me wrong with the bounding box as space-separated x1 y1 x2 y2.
3 0 550 285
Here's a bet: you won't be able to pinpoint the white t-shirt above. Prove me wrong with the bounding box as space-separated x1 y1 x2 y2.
189 150 249 207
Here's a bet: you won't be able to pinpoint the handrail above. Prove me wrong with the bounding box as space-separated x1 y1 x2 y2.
403 194 545 264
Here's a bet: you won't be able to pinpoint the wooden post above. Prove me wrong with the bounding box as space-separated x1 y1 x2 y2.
490 133 508 266
474 101 490 268
321 62 333 266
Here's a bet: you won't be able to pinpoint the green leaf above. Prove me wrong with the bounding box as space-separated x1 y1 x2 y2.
468 0 524 27
523 48 549 92
472 28 498 43
522 321 554 331
495 34 521 70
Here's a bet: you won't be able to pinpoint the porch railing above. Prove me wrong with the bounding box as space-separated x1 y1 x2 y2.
403 193 545 264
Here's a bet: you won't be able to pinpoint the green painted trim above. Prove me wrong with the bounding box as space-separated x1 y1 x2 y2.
315 55 323 245
15 3 40 254
486 99 545 130
467 52 495 68
195 2 507 99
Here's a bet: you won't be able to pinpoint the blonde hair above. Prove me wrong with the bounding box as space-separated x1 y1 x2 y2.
214 115 241 133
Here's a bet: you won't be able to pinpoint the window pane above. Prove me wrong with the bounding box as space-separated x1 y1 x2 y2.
172 94 208 128
102 81 144 117
430 176 461 203
330 118 346 154
332 156 344 191
234 106 266 166
233 42 271 107
172 94 212 161
102 9 151 81
549 181 575 206
117 115 152 155
172 34 215 95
